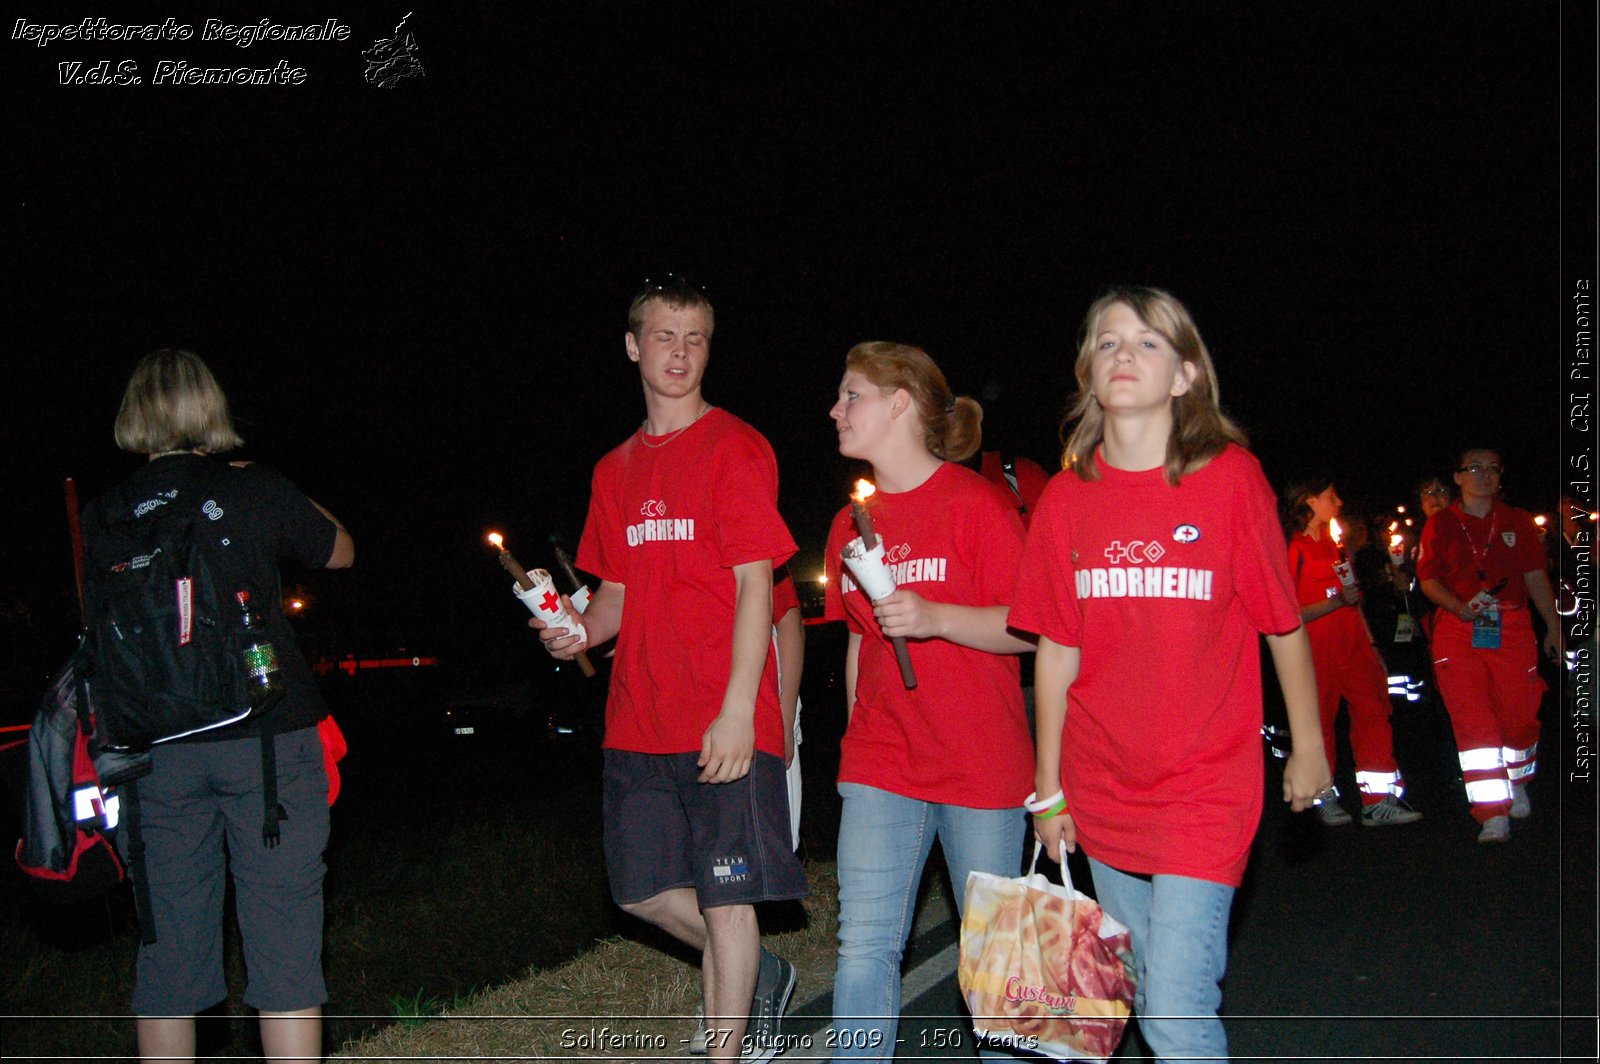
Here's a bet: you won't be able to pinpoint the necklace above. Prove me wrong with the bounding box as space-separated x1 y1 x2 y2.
638 403 712 448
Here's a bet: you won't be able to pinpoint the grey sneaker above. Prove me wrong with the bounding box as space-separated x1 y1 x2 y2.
1317 798 1353 826
743 949 796 1063
689 1004 708 1056
1478 815 1511 844
1510 783 1532 819
1361 796 1423 826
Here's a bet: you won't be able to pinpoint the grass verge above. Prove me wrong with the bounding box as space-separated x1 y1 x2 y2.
334 860 842 1061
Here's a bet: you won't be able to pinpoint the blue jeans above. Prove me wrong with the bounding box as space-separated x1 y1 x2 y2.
832 783 1026 1062
1087 857 1234 1063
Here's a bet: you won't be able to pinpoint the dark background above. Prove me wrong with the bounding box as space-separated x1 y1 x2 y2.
2 2 1588 693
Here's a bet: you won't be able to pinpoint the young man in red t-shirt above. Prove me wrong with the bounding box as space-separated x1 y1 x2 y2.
1418 447 1564 843
535 278 805 1061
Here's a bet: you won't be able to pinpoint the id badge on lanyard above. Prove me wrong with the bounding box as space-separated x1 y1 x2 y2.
1469 588 1502 649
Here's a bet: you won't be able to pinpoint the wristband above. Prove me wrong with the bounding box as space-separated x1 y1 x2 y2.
1033 796 1069 819
1024 789 1065 814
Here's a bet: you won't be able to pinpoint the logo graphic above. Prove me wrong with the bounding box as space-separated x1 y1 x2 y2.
1173 524 1200 543
711 856 750 883
884 542 912 564
640 500 667 518
1103 539 1166 564
1501 531 1516 547
363 12 425 88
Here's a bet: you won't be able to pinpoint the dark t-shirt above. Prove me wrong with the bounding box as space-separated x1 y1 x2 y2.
83 453 338 740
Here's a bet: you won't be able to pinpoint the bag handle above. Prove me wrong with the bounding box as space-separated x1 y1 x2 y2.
1027 840 1077 894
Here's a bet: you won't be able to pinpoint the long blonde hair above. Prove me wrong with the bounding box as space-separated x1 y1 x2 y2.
1060 287 1245 484
845 342 982 463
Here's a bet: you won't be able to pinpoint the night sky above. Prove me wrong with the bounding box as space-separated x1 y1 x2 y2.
4 2 1592 684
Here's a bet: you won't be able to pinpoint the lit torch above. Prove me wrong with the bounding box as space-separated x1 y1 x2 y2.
1328 518 1358 590
1388 532 1406 567
1534 515 1548 539
487 532 595 677
841 480 917 689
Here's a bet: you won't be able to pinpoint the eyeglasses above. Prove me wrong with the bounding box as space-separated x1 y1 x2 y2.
1422 486 1450 497
1458 463 1504 476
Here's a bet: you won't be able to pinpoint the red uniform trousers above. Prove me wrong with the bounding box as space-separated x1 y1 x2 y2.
1307 606 1402 805
1431 608 1544 823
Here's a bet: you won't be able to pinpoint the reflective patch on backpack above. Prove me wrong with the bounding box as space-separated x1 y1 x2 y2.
177 577 193 646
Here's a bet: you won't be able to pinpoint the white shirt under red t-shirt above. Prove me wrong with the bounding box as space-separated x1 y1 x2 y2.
1416 502 1544 607
1008 445 1302 887
577 408 797 758
823 461 1032 808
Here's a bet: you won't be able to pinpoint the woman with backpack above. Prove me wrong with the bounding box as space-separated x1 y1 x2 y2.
1008 287 1330 1061
86 349 353 1063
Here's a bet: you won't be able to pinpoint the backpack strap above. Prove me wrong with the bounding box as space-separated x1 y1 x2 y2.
260 732 285 848
122 779 157 945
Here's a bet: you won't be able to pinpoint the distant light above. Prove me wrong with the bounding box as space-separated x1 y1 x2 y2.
1396 505 1407 514
288 599 305 612
818 573 829 585
1404 518 1414 527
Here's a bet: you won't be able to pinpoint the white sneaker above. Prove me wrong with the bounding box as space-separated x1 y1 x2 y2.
1510 783 1531 819
689 1005 708 1056
1318 799 1352 827
1361 796 1423 826
1477 815 1511 844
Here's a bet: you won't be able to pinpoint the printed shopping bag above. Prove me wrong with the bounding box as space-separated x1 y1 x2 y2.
958 843 1137 1061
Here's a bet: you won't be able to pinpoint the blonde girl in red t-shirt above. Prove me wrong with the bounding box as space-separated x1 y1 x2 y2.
824 341 1036 1061
1008 287 1330 1062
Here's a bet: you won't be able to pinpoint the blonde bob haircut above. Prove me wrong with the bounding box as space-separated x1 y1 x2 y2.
1060 286 1246 485
113 348 244 455
844 341 982 464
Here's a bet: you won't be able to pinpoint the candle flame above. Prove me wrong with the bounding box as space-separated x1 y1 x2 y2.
1388 520 1399 532
1328 518 1344 546
852 479 877 503
1396 505 1407 514
487 531 505 549
1534 515 1547 527
1389 534 1404 549
1404 518 1414 527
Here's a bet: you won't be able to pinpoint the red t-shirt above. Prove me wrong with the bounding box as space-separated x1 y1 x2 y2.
773 568 800 621
979 451 1052 530
577 408 797 756
823 462 1032 807
1008 445 1302 886
1416 502 1544 608
1287 531 1369 646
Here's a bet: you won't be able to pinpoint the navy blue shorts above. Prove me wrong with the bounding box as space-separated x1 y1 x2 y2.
119 727 330 1015
602 750 807 909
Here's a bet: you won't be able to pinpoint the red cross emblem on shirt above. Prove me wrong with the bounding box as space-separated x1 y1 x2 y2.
540 589 561 613
1104 540 1138 564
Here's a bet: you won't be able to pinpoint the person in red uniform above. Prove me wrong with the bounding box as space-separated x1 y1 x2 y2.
535 277 805 1061
1417 448 1564 843
824 341 1035 1061
1282 476 1422 827
978 449 1051 529
1010 286 1330 1062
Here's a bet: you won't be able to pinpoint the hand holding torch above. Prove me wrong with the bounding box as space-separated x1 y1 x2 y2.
843 480 917 689
488 532 596 677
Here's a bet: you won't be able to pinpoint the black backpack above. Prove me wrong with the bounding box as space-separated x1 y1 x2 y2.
76 462 278 752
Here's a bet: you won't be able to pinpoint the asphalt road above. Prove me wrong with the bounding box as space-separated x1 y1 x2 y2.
780 675 1596 1062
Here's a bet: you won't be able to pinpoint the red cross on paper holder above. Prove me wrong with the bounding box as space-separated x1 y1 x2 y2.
540 589 561 613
